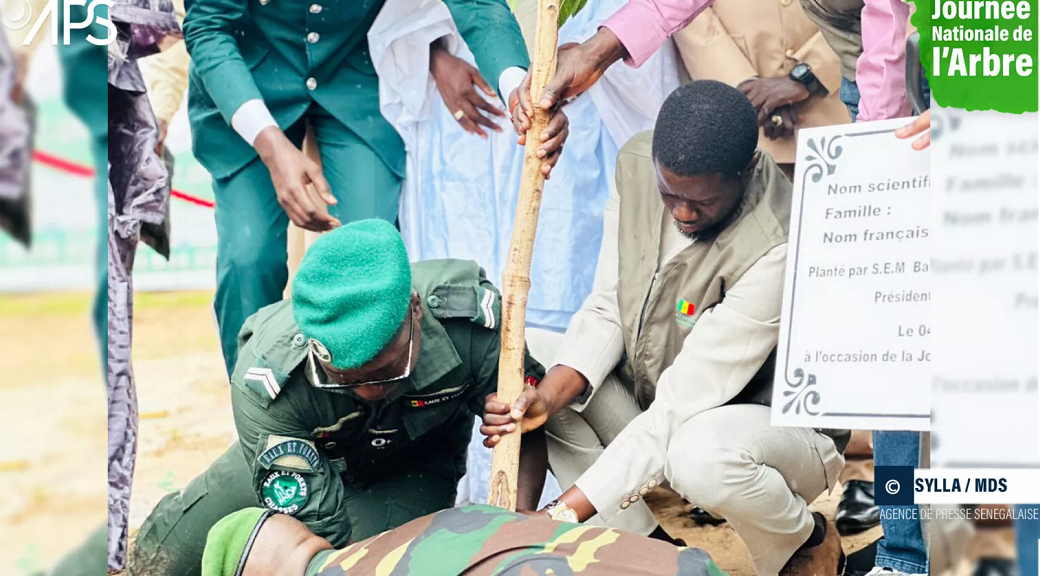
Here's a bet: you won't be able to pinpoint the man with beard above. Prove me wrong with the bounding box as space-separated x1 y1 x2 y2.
483 80 849 576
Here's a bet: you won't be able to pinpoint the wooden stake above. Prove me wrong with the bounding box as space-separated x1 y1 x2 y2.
487 0 560 511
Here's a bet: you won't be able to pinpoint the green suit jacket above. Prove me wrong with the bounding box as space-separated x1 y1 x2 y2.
59 0 108 142
183 0 529 179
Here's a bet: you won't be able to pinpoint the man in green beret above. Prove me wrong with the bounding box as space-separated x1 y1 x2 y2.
129 219 546 576
200 505 728 576
183 0 538 376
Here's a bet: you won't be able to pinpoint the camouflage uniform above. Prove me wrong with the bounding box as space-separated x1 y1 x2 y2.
130 260 544 576
305 504 729 576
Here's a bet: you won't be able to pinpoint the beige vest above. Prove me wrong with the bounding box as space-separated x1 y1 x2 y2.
614 132 791 410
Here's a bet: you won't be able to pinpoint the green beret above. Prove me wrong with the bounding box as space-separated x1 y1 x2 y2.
291 219 412 370
202 508 273 576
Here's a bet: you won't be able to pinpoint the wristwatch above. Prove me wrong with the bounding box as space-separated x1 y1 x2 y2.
789 62 822 95
544 499 579 523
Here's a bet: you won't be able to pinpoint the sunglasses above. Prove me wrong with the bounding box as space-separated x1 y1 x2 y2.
309 309 416 390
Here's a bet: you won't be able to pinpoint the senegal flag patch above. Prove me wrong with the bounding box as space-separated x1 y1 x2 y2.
675 299 697 329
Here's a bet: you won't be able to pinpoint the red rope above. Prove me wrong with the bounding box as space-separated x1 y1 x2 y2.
170 189 216 209
31 150 217 209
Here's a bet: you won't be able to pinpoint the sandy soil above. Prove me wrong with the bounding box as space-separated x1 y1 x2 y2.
1 293 107 576
1 291 879 576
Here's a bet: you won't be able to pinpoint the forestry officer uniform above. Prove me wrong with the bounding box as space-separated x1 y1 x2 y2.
129 220 544 576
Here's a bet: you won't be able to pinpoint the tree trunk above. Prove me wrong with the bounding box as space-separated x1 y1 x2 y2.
487 0 560 511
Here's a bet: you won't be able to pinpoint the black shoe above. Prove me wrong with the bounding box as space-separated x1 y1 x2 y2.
973 557 1018 576
836 480 880 536
688 506 726 526
647 525 686 547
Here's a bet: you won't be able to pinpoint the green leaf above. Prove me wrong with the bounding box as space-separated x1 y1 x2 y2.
558 0 589 27
557 0 573 27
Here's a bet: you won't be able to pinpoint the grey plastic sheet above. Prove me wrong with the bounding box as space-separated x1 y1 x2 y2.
107 1 177 570
0 28 33 247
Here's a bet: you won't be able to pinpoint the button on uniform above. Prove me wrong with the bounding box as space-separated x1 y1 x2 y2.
628 495 640 504
309 3 322 12
306 77 318 90
307 32 320 44
620 500 631 510
427 295 441 308
639 487 650 496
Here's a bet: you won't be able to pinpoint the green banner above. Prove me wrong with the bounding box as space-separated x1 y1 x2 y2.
914 0 1039 112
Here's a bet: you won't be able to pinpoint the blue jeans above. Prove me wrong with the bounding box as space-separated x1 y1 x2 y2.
1017 505 1039 576
840 77 860 122
874 431 929 574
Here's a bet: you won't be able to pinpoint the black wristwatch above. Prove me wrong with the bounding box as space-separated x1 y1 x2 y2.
790 62 822 95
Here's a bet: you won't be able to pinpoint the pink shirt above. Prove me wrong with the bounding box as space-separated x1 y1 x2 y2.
600 0 715 68
855 0 912 121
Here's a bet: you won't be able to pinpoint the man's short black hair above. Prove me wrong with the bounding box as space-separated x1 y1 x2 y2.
652 80 759 179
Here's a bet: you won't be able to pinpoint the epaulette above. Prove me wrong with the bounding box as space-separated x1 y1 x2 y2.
240 354 295 406
425 279 501 331
233 303 310 407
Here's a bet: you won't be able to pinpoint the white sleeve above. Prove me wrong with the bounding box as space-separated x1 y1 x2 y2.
498 66 528 102
230 99 278 147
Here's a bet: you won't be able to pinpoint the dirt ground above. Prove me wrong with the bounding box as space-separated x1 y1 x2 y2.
0 291 879 576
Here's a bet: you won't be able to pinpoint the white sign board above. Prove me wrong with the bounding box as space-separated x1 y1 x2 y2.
772 119 931 431
928 108 1038 467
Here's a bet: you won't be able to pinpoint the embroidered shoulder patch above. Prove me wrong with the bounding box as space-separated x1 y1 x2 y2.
257 435 321 473
260 470 309 515
242 356 291 402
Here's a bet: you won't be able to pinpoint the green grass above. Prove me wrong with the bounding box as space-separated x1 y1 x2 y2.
134 291 213 310
0 290 213 318
0 292 92 317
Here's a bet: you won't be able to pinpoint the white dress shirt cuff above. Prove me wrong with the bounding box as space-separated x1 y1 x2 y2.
231 99 278 147
498 66 527 103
